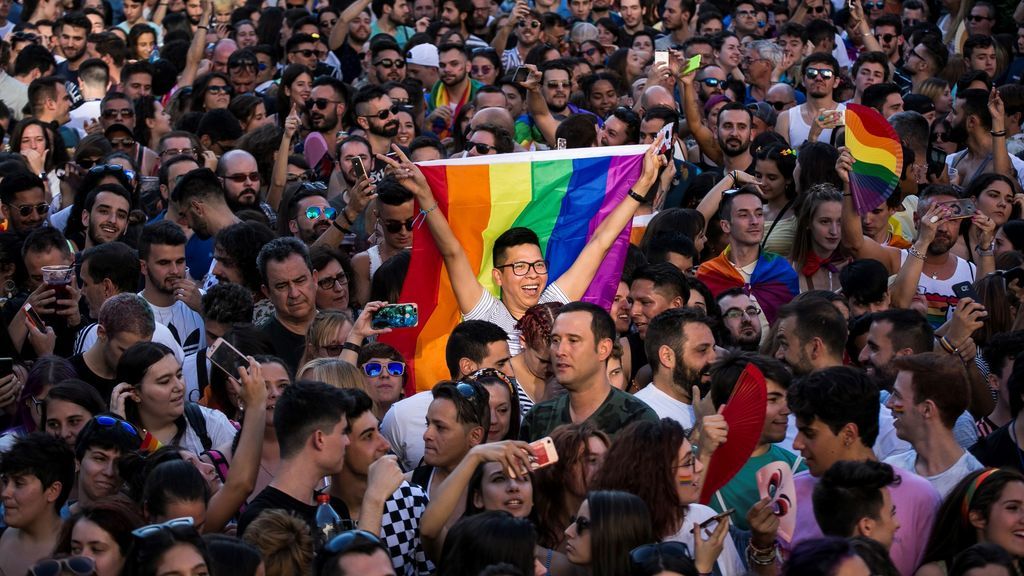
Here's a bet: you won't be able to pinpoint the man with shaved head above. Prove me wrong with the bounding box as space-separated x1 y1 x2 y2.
216 150 276 225
641 85 676 113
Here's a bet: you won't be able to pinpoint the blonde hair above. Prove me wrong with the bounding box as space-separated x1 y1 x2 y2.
299 311 353 367
242 510 313 576
297 358 366 392
917 78 949 106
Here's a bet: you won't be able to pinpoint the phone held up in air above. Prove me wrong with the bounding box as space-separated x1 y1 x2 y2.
207 337 251 379
952 281 980 303
940 198 977 220
371 303 419 330
528 436 559 470
352 156 368 181
513 66 530 84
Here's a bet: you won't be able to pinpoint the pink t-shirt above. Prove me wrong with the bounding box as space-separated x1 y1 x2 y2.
783 468 941 576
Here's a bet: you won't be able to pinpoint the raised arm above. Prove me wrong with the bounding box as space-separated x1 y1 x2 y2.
377 145 486 315
178 0 212 88
848 0 883 53
492 1 527 53
990 88 1013 182
679 70 723 165
522 65 559 148
268 107 299 213
836 147 901 271
204 358 267 533
554 137 666 300
695 170 759 234
889 202 942 309
330 0 373 51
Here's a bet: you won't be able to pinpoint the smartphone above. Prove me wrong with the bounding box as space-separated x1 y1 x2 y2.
682 54 701 74
352 156 368 181
207 337 250 380
952 281 980 302
528 436 559 470
1003 267 1024 286
371 303 419 330
654 50 669 68
0 358 12 378
23 303 45 331
941 198 977 220
556 137 566 150
513 66 530 84
657 121 675 154
699 508 735 531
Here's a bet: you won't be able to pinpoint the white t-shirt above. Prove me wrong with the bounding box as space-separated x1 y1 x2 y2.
633 384 695 429
68 100 101 137
664 503 746 576
884 449 984 499
178 403 237 455
464 284 569 356
140 294 206 357
381 391 434 472
74 321 185 363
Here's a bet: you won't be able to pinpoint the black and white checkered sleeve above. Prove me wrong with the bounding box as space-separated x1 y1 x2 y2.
379 481 436 576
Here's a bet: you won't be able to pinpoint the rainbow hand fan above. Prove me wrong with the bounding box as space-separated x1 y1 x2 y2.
844 103 904 216
699 363 767 505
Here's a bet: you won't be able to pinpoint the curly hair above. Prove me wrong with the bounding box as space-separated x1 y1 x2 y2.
515 302 562 352
242 510 314 576
591 418 687 538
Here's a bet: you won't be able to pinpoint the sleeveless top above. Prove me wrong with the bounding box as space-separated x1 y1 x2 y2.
368 245 383 279
785 103 846 147
899 249 976 327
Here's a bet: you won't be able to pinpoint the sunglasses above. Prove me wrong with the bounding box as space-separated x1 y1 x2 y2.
324 530 382 555
286 172 311 182
305 206 337 220
765 100 789 110
161 146 198 158
29 557 95 576
320 17 338 27
545 81 571 89
132 517 195 538
383 218 415 233
517 20 541 28
698 77 723 87
317 272 347 290
467 142 498 154
360 104 401 120
374 58 406 69
89 163 127 176
569 515 592 533
207 84 233 94
363 361 405 377
291 48 318 58
109 136 136 147
968 14 993 21
809 4 827 12
804 67 835 79
102 108 134 118
8 202 48 217
875 33 897 42
224 171 260 183
629 542 691 569
863 1 884 8
471 65 494 75
582 47 600 56
95 414 140 437
307 98 340 110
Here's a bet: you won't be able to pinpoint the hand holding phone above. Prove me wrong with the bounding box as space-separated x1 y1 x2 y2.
207 338 251 380
371 303 419 330
527 437 558 470
23 303 45 332
352 156 368 181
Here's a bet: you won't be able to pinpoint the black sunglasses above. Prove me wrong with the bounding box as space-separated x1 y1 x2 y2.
467 142 498 154
360 104 401 120
698 78 723 87
307 98 340 110
8 202 49 217
765 100 789 111
373 58 406 69
383 217 415 233
629 542 692 569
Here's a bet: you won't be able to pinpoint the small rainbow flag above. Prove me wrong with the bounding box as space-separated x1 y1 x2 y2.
844 103 904 216
380 146 647 393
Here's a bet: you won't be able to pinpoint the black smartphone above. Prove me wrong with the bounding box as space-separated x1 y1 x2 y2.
0 358 13 378
952 281 980 302
371 303 419 330
1003 267 1024 286
352 156 368 181
513 66 530 84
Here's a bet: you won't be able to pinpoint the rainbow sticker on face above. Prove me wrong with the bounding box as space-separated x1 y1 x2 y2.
890 405 905 414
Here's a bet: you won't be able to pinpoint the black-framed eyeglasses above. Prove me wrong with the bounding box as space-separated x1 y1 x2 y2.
495 260 548 276
305 206 337 220
131 517 195 538
765 100 789 111
383 218 415 233
29 556 95 576
875 33 896 42
863 1 884 8
9 202 49 217
804 67 835 80
102 108 134 118
373 58 406 69
629 541 692 569
363 361 405 378
290 48 318 58
324 530 382 555
723 306 762 320
809 4 827 12
360 104 401 120
569 515 592 533
968 14 993 21
517 19 541 28
317 272 348 290
161 146 199 158
467 142 498 154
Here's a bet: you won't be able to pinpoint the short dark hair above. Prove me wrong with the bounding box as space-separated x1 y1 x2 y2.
256 236 312 286
274 380 352 459
963 34 995 59
0 169 45 205
431 380 490 430
716 101 753 127
81 241 141 293
801 51 840 76
862 82 902 112
492 227 541 267
376 176 415 206
557 301 616 347
709 351 791 409
215 221 277 293
777 297 848 357
645 307 713 377
872 13 902 35
13 44 55 77
718 185 764 222
74 414 142 462
787 366 880 447
957 88 993 130
22 226 71 259
0 433 76 511
171 167 225 205
814 460 900 538
892 352 968 428
645 231 697 265
27 75 62 113
138 220 187 261
445 320 508 378
839 259 889 308
984 331 1024 380
917 36 948 72
202 282 255 325
868 309 934 354
631 262 690 303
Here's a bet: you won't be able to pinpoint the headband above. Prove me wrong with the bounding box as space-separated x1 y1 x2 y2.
962 468 1000 522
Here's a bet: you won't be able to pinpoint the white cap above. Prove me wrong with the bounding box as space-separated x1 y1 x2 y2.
406 44 439 68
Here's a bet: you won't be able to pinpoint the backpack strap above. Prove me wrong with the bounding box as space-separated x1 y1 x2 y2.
203 448 231 483
184 402 213 452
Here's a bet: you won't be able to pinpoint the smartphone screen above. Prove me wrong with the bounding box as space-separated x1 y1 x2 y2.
352 156 368 181
0 358 13 378
23 303 45 331
207 338 250 379
371 304 419 330
654 50 669 67
513 66 529 84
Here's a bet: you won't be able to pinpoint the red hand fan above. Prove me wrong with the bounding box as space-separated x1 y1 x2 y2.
699 362 767 504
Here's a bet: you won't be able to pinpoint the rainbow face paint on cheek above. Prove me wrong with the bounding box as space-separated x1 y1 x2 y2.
678 472 695 485
891 404 905 414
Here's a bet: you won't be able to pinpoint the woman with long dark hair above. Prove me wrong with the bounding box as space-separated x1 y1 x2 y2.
42 379 106 449
789 184 850 293
55 494 145 576
121 517 212 576
564 490 654 576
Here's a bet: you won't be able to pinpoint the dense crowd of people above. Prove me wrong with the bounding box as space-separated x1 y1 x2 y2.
1 0 1024 573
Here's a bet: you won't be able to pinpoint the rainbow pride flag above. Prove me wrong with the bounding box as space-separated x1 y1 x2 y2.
844 103 904 216
380 146 647 393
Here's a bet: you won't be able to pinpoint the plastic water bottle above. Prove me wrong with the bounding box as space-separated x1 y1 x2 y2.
315 492 341 551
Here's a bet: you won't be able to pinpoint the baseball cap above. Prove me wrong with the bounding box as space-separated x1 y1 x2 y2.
747 101 778 127
406 44 439 68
